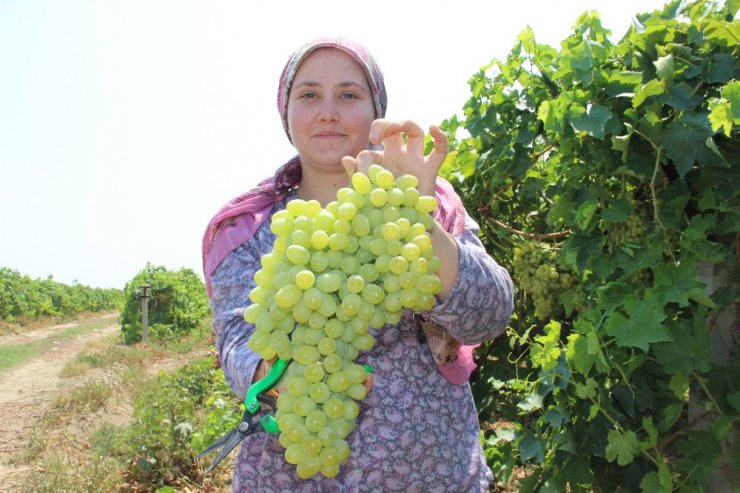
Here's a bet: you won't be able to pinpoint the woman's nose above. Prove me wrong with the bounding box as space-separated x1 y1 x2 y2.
318 99 339 122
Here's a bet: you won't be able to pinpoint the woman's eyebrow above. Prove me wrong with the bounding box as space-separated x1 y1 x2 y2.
292 81 368 90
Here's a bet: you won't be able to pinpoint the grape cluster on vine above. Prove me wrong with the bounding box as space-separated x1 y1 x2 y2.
608 213 648 246
244 165 442 479
512 242 574 320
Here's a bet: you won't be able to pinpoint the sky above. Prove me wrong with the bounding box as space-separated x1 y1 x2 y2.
0 0 671 290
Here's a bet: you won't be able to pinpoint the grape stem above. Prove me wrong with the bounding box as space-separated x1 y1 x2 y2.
477 206 571 241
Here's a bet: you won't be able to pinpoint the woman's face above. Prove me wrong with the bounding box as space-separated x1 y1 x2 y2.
287 48 375 175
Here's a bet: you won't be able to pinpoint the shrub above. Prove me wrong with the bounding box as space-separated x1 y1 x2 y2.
120 263 210 344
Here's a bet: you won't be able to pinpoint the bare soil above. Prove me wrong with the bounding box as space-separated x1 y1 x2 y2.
0 314 122 491
0 313 203 492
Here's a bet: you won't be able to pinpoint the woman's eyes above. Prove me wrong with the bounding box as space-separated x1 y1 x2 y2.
298 91 359 101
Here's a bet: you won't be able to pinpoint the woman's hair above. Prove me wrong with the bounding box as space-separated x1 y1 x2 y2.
277 36 387 141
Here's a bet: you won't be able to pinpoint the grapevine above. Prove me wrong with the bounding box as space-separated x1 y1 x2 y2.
441 1 739 491
244 165 442 479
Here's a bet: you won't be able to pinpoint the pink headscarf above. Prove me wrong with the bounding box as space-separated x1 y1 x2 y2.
202 37 478 385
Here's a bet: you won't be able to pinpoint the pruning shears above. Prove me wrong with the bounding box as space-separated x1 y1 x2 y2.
198 358 289 473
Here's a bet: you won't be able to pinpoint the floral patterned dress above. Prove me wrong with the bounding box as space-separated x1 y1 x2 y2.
209 191 514 493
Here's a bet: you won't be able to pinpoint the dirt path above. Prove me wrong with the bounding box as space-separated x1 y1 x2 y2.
0 314 120 490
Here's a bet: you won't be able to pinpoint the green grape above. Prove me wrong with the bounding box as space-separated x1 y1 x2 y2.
374 169 394 189
324 318 344 339
304 199 322 218
291 229 311 248
351 317 369 334
297 455 322 479
304 362 325 383
344 363 367 384
383 206 401 222
401 243 421 261
351 172 372 195
308 312 328 330
369 238 387 256
346 383 367 401
317 426 338 447
255 312 277 332
328 232 349 251
375 254 391 273
243 303 264 323
315 210 335 232
293 395 318 416
317 336 337 356
270 216 294 236
323 353 343 374
334 438 350 461
316 272 341 293
383 275 401 293
286 199 307 216
346 274 365 293
399 272 416 290
389 256 409 275
386 240 403 256
387 187 405 207
351 214 371 237
340 256 360 275
337 202 357 221
310 230 330 250
341 293 362 317
320 445 340 467
285 442 305 465
305 410 328 433
286 376 309 397
351 333 375 351
382 222 401 242
295 270 316 290
323 397 345 419
361 283 385 305
309 381 331 403
287 245 310 266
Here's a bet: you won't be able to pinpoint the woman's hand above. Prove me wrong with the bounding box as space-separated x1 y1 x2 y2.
342 119 447 196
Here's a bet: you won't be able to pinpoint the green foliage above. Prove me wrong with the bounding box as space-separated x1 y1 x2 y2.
119 356 235 488
120 263 210 344
0 267 122 322
442 1 739 491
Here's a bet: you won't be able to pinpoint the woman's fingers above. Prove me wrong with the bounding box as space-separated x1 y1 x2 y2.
363 373 374 393
426 125 448 171
370 119 425 154
341 155 357 178
354 149 384 175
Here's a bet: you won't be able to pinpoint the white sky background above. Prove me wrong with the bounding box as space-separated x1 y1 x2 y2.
0 0 670 289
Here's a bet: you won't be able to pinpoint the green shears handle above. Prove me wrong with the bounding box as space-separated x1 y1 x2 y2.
244 358 288 434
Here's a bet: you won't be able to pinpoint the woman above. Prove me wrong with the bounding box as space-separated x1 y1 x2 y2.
202 37 514 492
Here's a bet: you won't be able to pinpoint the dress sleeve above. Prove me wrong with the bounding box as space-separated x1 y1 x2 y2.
209 241 264 400
427 213 514 345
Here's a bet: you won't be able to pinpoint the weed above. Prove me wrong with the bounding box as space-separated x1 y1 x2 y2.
48 379 113 422
60 360 90 377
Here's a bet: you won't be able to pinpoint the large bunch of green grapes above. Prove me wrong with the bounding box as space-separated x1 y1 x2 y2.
512 242 574 320
244 165 442 479
608 212 648 246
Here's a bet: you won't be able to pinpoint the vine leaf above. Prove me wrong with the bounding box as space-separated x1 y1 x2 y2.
639 463 673 493
648 260 705 307
708 100 734 135
568 104 614 138
662 112 713 177
605 429 641 465
632 80 664 108
604 299 670 351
